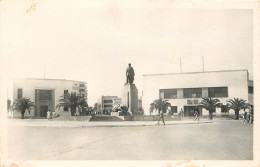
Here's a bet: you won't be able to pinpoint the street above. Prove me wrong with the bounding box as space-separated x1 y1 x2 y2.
7 120 253 160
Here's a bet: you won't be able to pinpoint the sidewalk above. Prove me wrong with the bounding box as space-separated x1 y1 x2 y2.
7 119 213 128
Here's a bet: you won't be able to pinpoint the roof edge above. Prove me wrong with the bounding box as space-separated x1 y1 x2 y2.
10 78 87 84
143 69 249 77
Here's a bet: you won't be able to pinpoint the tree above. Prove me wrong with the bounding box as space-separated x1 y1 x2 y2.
149 98 171 115
199 98 221 120
227 98 250 120
13 98 35 119
120 106 129 115
56 92 88 116
88 107 94 115
77 97 88 115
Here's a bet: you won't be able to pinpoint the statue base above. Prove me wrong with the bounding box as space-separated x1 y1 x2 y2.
122 83 138 115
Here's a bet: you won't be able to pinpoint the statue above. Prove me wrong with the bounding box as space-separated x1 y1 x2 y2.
126 63 135 84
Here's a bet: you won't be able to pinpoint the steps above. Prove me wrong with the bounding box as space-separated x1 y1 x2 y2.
54 116 92 121
89 115 124 122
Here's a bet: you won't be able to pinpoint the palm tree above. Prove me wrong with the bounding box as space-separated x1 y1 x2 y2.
227 98 249 120
56 92 88 116
149 98 171 115
199 98 221 119
77 96 88 115
13 97 35 119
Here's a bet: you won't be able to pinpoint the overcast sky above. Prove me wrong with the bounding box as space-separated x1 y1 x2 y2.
0 0 253 106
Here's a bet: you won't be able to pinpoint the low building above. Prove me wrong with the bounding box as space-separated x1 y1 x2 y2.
101 96 122 113
7 78 87 118
142 69 253 116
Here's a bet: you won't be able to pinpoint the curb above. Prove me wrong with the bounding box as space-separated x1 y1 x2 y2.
10 121 213 128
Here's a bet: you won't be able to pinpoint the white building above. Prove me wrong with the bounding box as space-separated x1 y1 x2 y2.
142 69 253 116
101 96 122 113
7 78 87 118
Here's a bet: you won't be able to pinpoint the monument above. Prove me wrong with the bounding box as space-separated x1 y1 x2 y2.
122 63 138 115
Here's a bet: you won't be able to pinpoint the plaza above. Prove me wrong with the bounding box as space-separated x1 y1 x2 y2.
6 119 253 160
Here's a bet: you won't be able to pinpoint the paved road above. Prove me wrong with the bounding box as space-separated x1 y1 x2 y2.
6 120 253 160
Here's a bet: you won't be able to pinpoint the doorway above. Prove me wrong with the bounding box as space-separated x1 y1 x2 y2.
184 106 201 117
40 105 48 117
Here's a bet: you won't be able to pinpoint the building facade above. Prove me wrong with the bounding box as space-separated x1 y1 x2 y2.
142 69 253 116
7 78 87 118
101 96 122 113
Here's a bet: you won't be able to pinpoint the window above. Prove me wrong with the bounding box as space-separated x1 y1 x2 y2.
79 84 85 87
208 87 228 97
104 100 113 103
221 105 229 113
17 89 23 98
170 106 177 115
160 89 177 99
248 86 253 94
183 88 202 98
39 90 52 100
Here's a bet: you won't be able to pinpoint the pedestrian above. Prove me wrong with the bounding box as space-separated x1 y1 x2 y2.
47 110 51 120
52 111 56 119
157 112 165 125
179 108 184 120
249 108 253 124
194 108 199 121
242 111 247 124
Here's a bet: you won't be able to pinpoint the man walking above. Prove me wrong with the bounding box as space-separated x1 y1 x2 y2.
194 108 199 121
242 111 248 124
157 112 165 125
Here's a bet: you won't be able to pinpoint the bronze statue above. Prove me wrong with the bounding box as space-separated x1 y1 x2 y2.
126 63 135 84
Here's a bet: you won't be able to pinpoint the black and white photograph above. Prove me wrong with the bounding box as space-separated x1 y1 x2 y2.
0 0 259 167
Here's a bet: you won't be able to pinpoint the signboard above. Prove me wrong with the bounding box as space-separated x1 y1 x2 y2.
187 99 199 105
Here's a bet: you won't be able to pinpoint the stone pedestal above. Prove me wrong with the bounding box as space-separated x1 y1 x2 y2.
122 83 138 115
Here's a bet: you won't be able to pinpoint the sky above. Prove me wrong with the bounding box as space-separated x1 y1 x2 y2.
0 0 254 106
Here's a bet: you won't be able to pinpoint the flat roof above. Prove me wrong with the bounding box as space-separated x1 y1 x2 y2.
143 69 249 77
11 78 87 84
102 96 120 98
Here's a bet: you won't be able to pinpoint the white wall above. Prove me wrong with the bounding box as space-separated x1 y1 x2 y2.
143 70 249 115
9 78 84 117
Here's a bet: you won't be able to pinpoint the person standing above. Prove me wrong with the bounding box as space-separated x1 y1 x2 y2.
52 110 56 119
242 111 247 124
47 110 51 120
249 107 253 124
179 108 184 120
194 108 199 121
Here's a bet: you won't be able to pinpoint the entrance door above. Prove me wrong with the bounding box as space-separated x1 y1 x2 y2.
184 106 196 117
184 106 202 117
40 105 48 117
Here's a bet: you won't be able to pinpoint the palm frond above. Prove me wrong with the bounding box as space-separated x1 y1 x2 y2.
149 98 172 114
